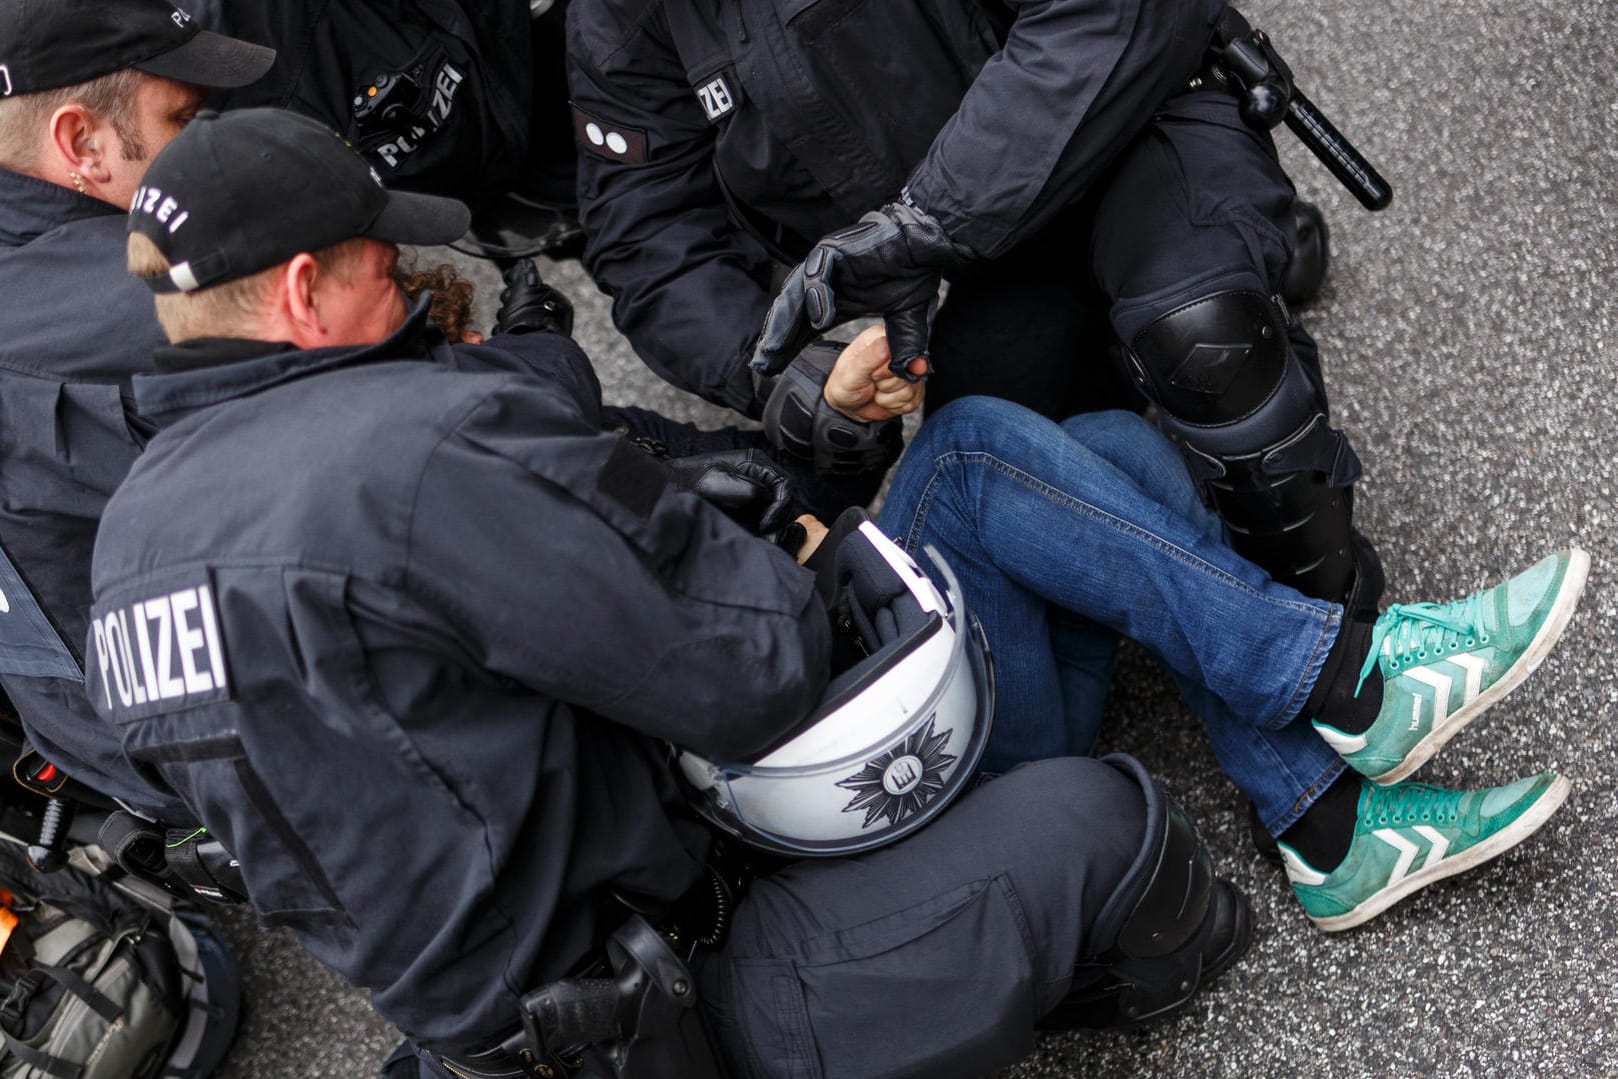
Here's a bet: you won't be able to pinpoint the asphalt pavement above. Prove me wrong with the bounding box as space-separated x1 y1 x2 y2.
209 0 1618 1074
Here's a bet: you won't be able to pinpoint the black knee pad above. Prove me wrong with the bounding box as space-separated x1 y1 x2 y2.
1128 290 1368 601
1126 289 1290 425
1039 756 1253 1030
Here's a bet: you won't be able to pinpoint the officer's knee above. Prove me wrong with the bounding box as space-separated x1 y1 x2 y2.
1041 756 1254 1030
1116 286 1364 598
980 757 1149 871
1125 288 1290 426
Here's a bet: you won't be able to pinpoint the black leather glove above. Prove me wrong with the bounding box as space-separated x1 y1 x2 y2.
663 449 798 535
491 259 575 337
759 340 904 477
750 201 967 382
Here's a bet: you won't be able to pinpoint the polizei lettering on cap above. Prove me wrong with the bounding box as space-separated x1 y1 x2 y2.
129 184 191 234
92 585 230 716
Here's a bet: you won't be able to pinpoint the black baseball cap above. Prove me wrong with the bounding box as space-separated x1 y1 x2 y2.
129 108 471 294
0 0 275 98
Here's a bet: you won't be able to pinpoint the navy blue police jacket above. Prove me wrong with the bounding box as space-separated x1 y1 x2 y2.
568 0 1222 415
0 166 189 818
85 302 830 1049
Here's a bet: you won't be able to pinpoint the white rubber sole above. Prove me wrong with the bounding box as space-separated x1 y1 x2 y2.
1312 773 1572 932
1369 548 1590 785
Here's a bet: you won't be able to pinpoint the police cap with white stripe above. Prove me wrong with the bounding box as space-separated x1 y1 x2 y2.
130 108 472 295
0 0 275 97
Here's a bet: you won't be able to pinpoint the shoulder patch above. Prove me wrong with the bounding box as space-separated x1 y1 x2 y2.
572 105 650 164
695 73 739 123
89 576 232 721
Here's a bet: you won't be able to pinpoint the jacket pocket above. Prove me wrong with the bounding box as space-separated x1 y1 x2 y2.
147 743 352 932
728 875 1037 1079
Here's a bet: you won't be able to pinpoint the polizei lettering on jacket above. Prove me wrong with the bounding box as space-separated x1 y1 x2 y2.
91 584 230 717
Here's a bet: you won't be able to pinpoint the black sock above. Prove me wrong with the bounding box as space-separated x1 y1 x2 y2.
1278 771 1362 872
1301 612 1382 735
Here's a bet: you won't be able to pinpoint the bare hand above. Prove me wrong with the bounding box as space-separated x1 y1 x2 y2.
793 514 829 565
822 326 924 422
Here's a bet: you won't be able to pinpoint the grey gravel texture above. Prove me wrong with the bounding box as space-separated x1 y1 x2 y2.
207 0 1618 1074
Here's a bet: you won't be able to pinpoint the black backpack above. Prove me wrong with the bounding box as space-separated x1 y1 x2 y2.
0 842 192 1079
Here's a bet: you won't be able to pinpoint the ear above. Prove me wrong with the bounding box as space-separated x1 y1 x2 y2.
46 104 109 189
279 254 329 347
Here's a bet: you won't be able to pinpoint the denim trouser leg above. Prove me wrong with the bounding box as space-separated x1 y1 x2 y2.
1046 606 1118 758
877 397 1346 831
1052 409 1350 833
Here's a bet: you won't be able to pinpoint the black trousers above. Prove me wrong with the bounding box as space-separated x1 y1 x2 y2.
397 758 1150 1079
696 757 1148 1079
927 88 1325 421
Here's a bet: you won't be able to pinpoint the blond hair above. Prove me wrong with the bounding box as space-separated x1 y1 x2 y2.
127 232 368 343
0 69 150 173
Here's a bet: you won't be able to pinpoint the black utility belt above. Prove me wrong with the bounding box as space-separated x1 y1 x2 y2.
437 859 748 1079
436 916 724 1079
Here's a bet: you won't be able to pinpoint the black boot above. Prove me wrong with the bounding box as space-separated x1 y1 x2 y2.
1040 879 1254 1029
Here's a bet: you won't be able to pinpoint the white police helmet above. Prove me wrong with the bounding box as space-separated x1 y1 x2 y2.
677 518 993 856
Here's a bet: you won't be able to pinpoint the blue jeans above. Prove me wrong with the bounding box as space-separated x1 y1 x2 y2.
877 397 1348 834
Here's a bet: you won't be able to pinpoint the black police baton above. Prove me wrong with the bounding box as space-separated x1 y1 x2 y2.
1207 9 1392 212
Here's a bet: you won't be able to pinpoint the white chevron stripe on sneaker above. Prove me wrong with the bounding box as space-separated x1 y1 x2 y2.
1372 828 1420 884
1451 652 1487 700
1406 666 1454 727
1413 825 1450 866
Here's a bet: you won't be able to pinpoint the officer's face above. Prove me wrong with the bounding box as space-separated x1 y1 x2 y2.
96 76 207 209
315 239 410 346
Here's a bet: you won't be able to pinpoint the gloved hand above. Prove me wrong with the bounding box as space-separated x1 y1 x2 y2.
760 337 905 477
491 258 575 337
803 508 932 661
663 449 798 535
750 201 967 382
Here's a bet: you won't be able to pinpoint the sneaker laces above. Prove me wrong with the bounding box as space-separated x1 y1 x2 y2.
1361 781 1462 828
1354 592 1494 696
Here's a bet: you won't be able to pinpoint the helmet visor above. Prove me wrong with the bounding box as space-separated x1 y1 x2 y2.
678 548 995 856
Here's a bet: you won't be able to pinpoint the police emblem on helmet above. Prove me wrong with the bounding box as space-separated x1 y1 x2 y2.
676 519 993 856
837 719 957 829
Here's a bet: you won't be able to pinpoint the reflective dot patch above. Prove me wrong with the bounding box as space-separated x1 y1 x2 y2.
572 106 648 164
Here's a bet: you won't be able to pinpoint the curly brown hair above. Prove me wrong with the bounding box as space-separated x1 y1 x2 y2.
395 262 480 343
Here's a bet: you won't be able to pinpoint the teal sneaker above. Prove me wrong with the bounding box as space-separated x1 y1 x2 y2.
1280 772 1570 931
1313 549 1589 783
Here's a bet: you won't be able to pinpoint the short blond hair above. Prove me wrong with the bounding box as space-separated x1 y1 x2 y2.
0 69 150 173
127 232 368 343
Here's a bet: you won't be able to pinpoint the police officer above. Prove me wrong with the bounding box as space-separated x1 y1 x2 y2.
0 0 274 813
95 108 1252 1078
567 0 1377 609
